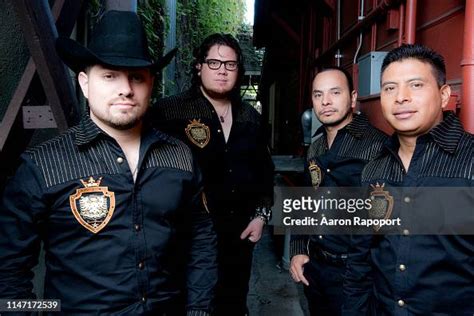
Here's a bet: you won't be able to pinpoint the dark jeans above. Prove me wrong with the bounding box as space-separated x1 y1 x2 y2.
303 255 346 316
213 213 255 316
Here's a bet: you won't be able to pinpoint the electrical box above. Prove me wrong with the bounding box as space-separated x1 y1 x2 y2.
357 51 388 97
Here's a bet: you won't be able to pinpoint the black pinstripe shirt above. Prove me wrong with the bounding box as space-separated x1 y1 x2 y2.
290 113 387 256
0 116 217 316
344 112 474 315
150 88 274 218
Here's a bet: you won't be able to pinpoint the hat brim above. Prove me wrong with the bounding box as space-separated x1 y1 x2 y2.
56 37 177 73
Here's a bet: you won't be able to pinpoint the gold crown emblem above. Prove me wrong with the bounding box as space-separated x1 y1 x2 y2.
370 182 385 191
308 160 318 170
80 176 103 188
189 118 202 124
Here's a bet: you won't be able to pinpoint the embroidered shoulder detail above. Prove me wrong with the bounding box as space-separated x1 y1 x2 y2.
362 155 404 183
307 136 326 161
338 125 387 161
234 102 261 124
418 132 473 179
154 92 213 121
25 128 121 188
144 139 194 173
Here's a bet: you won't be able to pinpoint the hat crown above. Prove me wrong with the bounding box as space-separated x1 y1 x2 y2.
88 10 152 63
56 10 176 73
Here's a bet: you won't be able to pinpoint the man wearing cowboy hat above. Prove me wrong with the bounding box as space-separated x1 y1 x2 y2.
0 10 217 316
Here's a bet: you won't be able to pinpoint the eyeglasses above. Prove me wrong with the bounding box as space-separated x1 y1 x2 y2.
204 59 238 71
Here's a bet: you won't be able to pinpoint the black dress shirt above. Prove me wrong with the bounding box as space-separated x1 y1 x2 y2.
0 116 217 316
343 112 474 315
150 88 274 218
290 113 387 256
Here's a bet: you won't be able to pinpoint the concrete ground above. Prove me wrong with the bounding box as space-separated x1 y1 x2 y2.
248 226 309 316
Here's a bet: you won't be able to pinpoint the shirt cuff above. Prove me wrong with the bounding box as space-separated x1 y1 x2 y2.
290 238 308 258
253 206 272 224
186 310 210 316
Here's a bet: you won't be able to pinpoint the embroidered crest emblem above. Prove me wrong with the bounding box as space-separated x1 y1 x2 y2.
369 182 394 232
69 176 116 234
308 160 322 189
185 119 210 148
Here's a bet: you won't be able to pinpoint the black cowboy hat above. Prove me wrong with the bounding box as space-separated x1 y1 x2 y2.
56 10 176 73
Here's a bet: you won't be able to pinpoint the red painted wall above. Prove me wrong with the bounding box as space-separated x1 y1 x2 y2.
308 0 467 132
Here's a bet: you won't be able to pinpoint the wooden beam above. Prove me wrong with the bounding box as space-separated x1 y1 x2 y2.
271 13 300 45
11 0 79 132
0 60 36 152
55 0 85 37
0 0 83 152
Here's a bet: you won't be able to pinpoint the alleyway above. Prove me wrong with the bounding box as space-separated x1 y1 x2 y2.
248 226 308 316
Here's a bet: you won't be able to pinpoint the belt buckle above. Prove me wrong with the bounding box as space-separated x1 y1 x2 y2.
320 249 333 261
320 249 346 265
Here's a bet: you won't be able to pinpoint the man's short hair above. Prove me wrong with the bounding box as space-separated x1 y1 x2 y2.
381 44 446 87
316 66 354 92
191 33 245 99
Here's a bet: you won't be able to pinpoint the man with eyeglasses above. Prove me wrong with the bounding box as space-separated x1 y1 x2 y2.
150 33 274 315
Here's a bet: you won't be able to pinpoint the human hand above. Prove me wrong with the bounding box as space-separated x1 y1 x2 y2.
289 254 310 286
240 217 265 243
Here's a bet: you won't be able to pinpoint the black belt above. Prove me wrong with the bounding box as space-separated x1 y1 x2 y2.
308 243 349 266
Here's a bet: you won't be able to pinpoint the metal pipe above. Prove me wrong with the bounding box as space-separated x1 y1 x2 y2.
353 0 364 65
336 0 341 66
370 0 377 50
371 24 377 50
298 15 305 113
398 3 405 45
404 0 417 44
314 0 400 65
460 0 474 132
165 0 177 96
352 0 364 91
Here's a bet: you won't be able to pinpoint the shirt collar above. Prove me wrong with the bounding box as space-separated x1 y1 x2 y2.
312 111 369 138
383 111 464 155
74 115 177 147
192 85 242 109
74 115 103 146
346 112 370 139
428 111 465 154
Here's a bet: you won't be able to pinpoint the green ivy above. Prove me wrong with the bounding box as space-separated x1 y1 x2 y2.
86 0 257 99
174 0 246 92
138 0 167 99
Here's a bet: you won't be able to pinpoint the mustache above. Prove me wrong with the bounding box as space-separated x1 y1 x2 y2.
109 96 135 104
318 108 337 115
